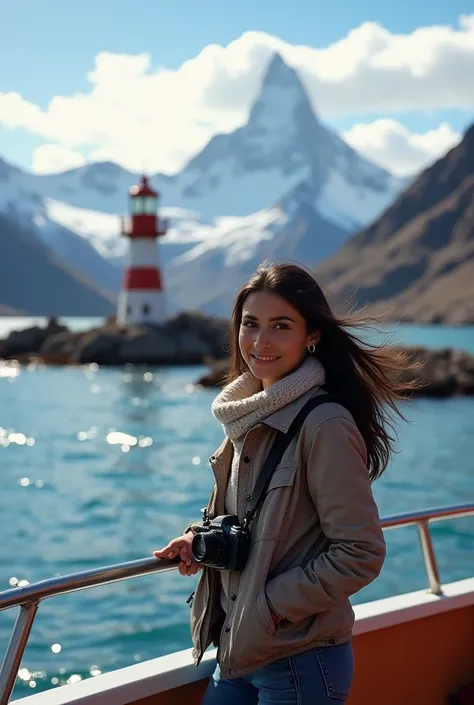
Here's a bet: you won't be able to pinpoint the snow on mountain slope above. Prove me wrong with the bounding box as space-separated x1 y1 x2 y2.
42 199 226 264
317 165 395 231
44 199 127 261
166 181 349 315
26 161 141 215
28 149 305 226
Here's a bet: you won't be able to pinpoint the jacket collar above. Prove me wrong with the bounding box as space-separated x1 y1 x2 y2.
209 386 325 466
209 436 232 468
261 386 325 433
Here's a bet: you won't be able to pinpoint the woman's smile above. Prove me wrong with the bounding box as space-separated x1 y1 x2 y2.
250 353 282 363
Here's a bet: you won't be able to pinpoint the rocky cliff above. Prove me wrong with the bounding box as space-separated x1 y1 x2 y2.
315 123 474 324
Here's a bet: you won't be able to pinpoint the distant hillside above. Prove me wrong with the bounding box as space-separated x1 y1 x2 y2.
316 123 474 324
0 214 116 316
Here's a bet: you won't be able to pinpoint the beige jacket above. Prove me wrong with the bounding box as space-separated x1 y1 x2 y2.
187 388 386 679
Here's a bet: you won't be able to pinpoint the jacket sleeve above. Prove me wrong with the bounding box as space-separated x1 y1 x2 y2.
265 415 386 623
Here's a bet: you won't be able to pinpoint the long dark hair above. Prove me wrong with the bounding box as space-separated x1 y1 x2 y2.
228 262 418 482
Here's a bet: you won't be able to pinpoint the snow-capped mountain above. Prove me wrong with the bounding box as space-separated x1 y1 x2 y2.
0 53 408 316
26 54 402 228
0 157 121 298
171 54 402 230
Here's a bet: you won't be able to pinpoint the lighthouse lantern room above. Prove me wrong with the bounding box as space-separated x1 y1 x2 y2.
117 176 167 326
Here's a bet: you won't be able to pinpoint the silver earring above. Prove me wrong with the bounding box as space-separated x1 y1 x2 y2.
307 344 316 354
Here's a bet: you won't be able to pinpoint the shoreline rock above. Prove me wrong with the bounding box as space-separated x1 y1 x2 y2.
195 346 474 398
0 313 229 367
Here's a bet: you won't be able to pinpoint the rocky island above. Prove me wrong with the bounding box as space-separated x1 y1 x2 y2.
1 316 473 398
0 314 229 366
196 347 474 399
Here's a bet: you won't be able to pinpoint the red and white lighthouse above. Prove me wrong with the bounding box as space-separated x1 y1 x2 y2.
117 176 167 326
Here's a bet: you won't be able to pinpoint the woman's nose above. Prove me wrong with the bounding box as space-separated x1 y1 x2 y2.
254 330 270 348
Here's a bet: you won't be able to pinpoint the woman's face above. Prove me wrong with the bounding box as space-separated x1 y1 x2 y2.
239 291 319 389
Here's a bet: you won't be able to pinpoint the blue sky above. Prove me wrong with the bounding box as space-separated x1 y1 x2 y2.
1 0 473 176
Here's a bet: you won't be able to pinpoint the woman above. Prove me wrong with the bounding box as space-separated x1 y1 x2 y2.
154 262 414 704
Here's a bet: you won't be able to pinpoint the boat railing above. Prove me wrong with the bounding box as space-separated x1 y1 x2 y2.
1 502 474 705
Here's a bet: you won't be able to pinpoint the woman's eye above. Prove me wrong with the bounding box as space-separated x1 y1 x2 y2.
275 323 289 330
242 321 256 328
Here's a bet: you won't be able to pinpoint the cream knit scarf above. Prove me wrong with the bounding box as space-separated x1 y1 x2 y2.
212 356 326 440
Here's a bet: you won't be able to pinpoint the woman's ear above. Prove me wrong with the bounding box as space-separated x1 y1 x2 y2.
309 331 321 347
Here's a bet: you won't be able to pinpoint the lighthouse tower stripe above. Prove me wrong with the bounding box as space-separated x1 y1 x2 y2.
125 239 160 267
122 237 163 290
124 268 162 290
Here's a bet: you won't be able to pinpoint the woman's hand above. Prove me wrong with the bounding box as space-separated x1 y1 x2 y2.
153 533 203 576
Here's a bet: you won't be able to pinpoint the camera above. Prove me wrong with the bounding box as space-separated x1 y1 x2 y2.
191 514 251 571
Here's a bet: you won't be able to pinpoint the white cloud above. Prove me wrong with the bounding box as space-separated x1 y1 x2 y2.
31 144 87 174
0 16 473 173
343 120 461 176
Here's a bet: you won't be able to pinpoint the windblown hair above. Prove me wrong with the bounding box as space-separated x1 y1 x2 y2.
228 262 418 481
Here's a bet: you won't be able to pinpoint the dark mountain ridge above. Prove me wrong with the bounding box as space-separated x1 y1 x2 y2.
316 123 474 324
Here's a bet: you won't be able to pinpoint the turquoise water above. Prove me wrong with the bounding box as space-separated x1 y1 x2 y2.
0 323 473 699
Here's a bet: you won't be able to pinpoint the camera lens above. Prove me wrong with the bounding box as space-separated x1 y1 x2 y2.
192 531 225 566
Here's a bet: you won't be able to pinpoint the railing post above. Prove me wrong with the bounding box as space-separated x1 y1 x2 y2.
417 520 443 596
0 601 39 705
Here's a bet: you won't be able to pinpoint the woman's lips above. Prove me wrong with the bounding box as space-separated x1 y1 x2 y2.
250 353 281 363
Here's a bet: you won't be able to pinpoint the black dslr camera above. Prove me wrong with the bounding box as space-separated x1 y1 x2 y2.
191 513 251 571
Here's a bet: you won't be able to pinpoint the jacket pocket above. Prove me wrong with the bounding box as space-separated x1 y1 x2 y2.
267 463 298 490
255 462 298 540
255 586 275 636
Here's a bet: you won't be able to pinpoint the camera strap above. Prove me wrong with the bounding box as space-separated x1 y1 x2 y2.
242 393 339 529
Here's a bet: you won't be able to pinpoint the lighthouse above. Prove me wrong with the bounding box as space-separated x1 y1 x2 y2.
117 175 167 326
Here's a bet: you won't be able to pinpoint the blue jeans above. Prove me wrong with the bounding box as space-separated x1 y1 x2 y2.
201 641 354 704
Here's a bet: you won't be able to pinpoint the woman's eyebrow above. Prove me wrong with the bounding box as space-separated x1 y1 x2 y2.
242 314 295 322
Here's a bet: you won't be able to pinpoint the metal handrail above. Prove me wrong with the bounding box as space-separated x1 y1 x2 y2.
380 502 474 597
380 503 474 529
1 502 473 705
0 558 178 705
0 556 178 612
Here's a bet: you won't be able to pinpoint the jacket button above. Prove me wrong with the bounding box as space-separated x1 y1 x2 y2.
231 594 237 601
328 638 336 645
245 495 251 502
243 456 251 463
224 626 231 633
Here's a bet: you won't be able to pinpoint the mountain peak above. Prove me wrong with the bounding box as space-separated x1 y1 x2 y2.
246 52 312 132
263 53 300 88
167 47 401 224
